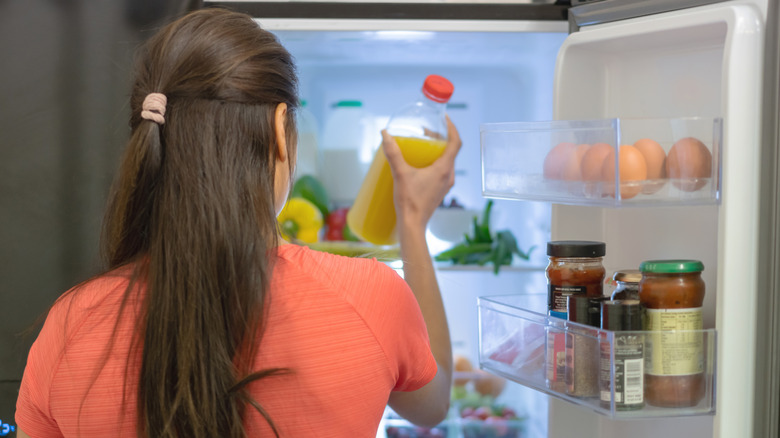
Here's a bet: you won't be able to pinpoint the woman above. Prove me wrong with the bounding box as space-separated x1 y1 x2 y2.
15 7 459 438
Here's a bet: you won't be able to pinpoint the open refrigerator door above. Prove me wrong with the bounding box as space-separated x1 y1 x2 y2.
478 1 776 437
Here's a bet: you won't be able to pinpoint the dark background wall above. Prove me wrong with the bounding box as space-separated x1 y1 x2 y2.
0 1 197 434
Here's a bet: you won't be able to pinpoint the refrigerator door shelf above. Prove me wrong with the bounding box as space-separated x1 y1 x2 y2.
478 294 717 420
481 117 722 207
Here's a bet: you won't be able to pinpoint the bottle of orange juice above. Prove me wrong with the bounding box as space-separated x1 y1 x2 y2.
347 75 454 245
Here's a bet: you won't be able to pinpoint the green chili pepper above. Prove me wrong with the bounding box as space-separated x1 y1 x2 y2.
434 200 535 274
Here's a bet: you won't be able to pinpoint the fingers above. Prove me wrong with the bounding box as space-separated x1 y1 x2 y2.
381 130 411 177
439 115 462 164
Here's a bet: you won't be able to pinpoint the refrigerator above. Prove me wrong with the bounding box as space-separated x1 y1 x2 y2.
217 0 779 437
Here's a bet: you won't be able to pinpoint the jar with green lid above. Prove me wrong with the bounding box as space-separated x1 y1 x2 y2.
610 269 642 301
638 259 705 408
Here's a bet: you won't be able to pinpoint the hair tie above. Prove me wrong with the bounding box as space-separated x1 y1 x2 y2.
141 93 167 125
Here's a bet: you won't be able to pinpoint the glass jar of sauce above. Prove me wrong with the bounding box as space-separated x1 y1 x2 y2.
545 241 606 393
610 269 642 301
639 259 705 408
546 241 606 319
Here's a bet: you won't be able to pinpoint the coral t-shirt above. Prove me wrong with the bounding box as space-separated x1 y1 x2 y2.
16 244 437 437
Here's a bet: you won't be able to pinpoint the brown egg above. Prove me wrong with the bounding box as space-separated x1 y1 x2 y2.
633 138 667 179
543 142 576 180
666 137 712 191
560 143 591 181
580 142 613 181
601 144 648 199
633 138 667 194
473 369 507 398
454 355 474 387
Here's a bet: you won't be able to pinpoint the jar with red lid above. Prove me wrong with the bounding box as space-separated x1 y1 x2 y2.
639 259 705 408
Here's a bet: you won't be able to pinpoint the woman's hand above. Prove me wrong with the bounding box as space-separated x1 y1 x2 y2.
382 115 462 233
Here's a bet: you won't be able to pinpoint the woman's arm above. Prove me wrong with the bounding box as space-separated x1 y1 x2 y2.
18 429 31 438
385 116 461 427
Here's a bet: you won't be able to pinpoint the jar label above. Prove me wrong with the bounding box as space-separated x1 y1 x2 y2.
546 329 566 390
644 307 704 376
618 337 644 405
548 284 586 315
565 332 600 397
599 336 644 407
599 341 612 404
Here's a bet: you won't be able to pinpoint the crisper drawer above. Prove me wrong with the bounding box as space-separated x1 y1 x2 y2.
477 294 717 419
480 117 722 207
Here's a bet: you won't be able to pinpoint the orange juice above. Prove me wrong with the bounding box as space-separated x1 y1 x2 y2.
347 136 447 245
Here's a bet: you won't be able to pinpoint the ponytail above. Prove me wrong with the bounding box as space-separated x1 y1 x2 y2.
99 9 299 438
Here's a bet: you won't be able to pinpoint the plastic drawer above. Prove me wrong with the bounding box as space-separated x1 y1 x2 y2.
480 117 722 207
478 294 716 419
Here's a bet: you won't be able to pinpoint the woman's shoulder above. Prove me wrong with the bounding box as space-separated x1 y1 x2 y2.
277 243 397 285
45 264 139 337
276 244 411 311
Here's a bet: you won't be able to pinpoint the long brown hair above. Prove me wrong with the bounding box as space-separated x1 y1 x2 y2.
100 8 298 437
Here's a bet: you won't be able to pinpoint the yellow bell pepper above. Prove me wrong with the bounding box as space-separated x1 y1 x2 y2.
278 197 323 243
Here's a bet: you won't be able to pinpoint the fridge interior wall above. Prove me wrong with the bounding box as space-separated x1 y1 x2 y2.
550 2 764 438
270 28 568 437
274 30 565 252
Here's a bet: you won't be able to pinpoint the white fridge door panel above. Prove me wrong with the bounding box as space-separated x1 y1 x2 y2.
550 2 765 438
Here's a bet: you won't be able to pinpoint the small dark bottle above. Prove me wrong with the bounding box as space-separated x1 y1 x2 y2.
600 300 644 411
566 295 608 398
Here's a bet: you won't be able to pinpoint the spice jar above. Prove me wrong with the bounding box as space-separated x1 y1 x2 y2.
610 270 642 301
546 241 606 319
565 295 607 398
600 300 644 411
545 241 605 393
639 259 705 408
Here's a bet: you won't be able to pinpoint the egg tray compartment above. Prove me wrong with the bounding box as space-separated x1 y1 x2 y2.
477 294 717 420
480 117 722 207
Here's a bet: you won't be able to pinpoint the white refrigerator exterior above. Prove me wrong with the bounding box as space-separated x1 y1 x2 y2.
551 1 768 437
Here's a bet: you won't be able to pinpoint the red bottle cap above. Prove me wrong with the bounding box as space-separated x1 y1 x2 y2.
422 75 454 103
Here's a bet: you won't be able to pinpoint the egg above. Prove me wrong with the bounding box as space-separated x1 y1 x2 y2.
543 142 576 179
666 137 712 191
580 142 613 181
633 138 667 179
473 369 507 398
454 355 474 387
601 144 648 199
560 143 591 181
633 138 667 194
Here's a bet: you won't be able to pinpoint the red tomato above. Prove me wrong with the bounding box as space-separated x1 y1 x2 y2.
325 208 349 241
327 208 347 227
474 406 492 421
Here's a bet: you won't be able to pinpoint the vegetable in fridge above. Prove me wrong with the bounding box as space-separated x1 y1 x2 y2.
277 197 323 243
434 200 535 274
